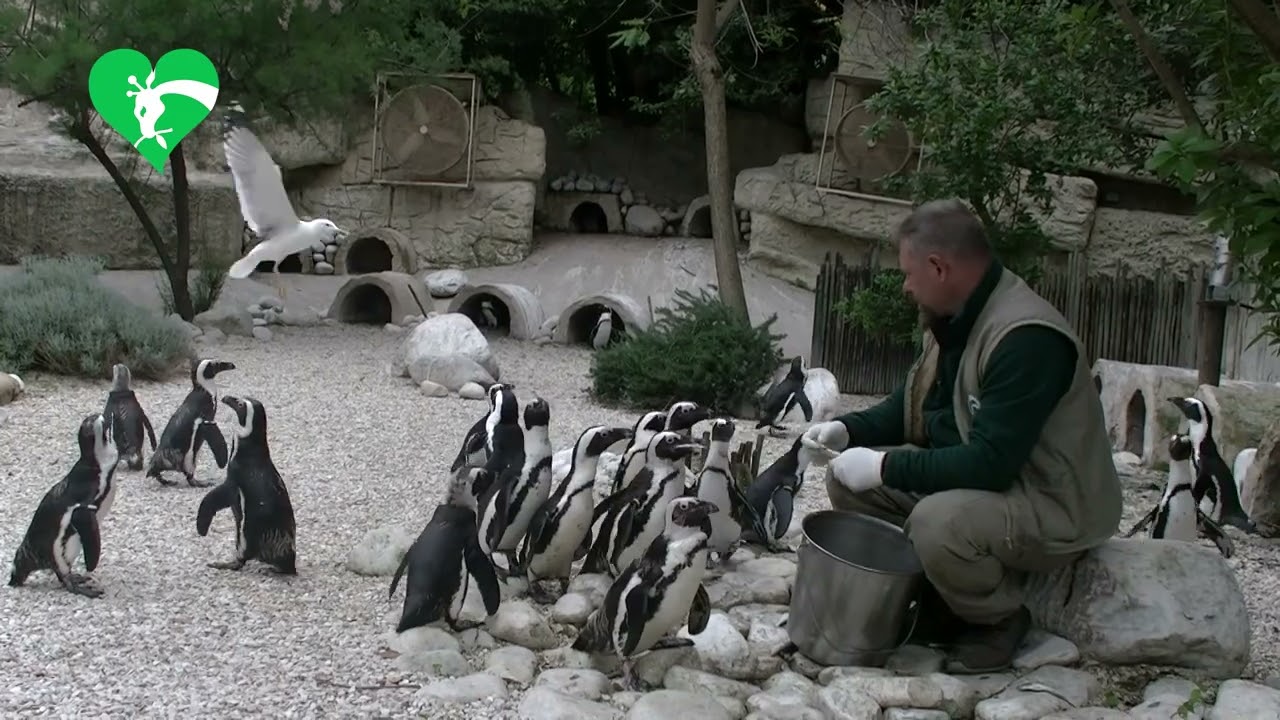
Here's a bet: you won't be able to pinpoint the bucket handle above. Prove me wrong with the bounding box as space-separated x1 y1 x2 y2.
792 584 922 661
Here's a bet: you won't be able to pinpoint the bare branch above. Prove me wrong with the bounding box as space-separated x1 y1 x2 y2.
1226 0 1280 63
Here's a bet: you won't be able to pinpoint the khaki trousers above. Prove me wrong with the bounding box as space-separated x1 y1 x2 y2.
825 466 1082 625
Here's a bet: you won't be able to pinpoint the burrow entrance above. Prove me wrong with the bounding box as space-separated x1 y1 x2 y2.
255 254 303 274
457 293 512 336
335 284 393 325
687 205 712 238
1124 390 1146 456
346 236 394 275
567 304 625 347
570 202 609 233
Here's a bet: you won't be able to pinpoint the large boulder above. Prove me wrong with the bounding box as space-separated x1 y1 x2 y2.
1243 420 1280 536
1024 538 1250 678
400 312 501 391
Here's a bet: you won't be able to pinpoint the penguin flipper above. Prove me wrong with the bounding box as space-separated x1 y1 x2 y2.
574 526 594 562
1197 509 1236 558
142 410 157 451
196 480 238 536
520 501 552 567
1203 451 1256 533
796 390 813 423
464 537 502 615
200 422 229 469
69 505 102 572
687 583 711 634
1124 505 1159 538
620 584 652 657
388 543 413 599
769 487 795 540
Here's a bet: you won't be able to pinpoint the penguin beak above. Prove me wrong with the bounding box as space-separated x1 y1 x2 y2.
677 499 719 524
671 442 701 458
1166 396 1187 411
221 395 241 412
211 361 237 375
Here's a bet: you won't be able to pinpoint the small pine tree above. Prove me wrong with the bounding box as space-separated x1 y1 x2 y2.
590 287 784 414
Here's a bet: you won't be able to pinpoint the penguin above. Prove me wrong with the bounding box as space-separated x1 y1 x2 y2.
9 413 119 598
609 410 668 494
756 356 813 437
103 363 157 472
493 396 555 575
195 395 297 575
1127 433 1237 558
475 385 525 564
583 431 700 577
147 358 233 487
449 383 507 474
520 424 634 603
572 496 718 691
741 436 829 552
693 417 759 568
1233 447 1258 509
1167 396 1257 534
480 299 499 329
389 465 502 633
612 401 709 494
591 310 613 350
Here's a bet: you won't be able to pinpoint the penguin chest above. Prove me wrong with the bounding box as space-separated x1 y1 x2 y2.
448 557 470 621
96 478 117 519
536 494 591 571
1156 489 1198 542
502 473 551 551
53 507 83 573
697 472 739 550
631 549 709 654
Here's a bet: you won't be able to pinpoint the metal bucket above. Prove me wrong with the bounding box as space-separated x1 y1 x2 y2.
788 510 925 666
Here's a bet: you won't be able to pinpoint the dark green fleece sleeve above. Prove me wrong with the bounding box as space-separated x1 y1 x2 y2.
834 383 906 449
880 325 1078 494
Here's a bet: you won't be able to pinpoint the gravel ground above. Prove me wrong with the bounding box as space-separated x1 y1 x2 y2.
0 326 844 717
2 325 1278 717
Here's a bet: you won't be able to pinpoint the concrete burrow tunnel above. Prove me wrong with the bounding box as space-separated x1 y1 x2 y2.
326 271 431 325
1124 389 1146 456
553 293 650 346
334 228 416 276
570 202 609 233
446 283 547 340
1093 358 1203 466
681 198 713 239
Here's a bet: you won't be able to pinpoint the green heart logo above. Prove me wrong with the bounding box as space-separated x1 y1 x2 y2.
88 48 220 174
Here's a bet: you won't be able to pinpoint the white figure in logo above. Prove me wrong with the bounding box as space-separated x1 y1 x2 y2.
125 68 219 150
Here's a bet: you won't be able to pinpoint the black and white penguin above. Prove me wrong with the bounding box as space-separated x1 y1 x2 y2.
609 410 668 494
521 425 634 603
493 396 555 575
613 401 709 494
9 413 119 598
196 395 296 574
1168 396 1257 534
572 496 717 691
756 356 813 437
741 436 827 551
1128 433 1236 557
475 385 526 563
583 431 700 576
103 363 157 472
147 358 234 487
591 310 613 351
390 466 502 633
693 418 758 568
449 382 513 474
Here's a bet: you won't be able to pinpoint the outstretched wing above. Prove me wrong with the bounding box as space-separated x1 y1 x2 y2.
222 108 299 238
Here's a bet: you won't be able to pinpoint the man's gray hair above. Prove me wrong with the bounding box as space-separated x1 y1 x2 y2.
895 199 991 261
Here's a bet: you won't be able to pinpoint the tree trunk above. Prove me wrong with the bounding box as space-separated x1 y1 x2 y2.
169 143 196 321
691 0 750 322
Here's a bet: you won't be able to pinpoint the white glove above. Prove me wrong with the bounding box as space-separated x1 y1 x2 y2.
802 421 850 458
830 447 886 494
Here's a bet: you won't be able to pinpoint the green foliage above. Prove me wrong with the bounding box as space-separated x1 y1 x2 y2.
1136 0 1280 350
834 268 920 346
0 256 192 380
836 0 1159 339
590 288 784 413
602 2 841 122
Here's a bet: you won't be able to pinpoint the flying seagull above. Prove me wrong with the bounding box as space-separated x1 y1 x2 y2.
221 102 347 300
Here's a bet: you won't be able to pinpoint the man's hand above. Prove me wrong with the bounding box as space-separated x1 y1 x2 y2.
830 447 886 494
801 421 851 460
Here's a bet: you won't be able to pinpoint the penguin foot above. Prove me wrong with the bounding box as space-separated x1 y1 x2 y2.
209 559 246 571
649 637 695 651
62 574 103 599
127 456 143 471
528 580 560 605
152 473 177 486
185 475 214 488
446 618 484 633
618 660 647 693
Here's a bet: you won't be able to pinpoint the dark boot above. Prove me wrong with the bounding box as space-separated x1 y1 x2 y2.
943 605 1032 674
906 582 974 648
